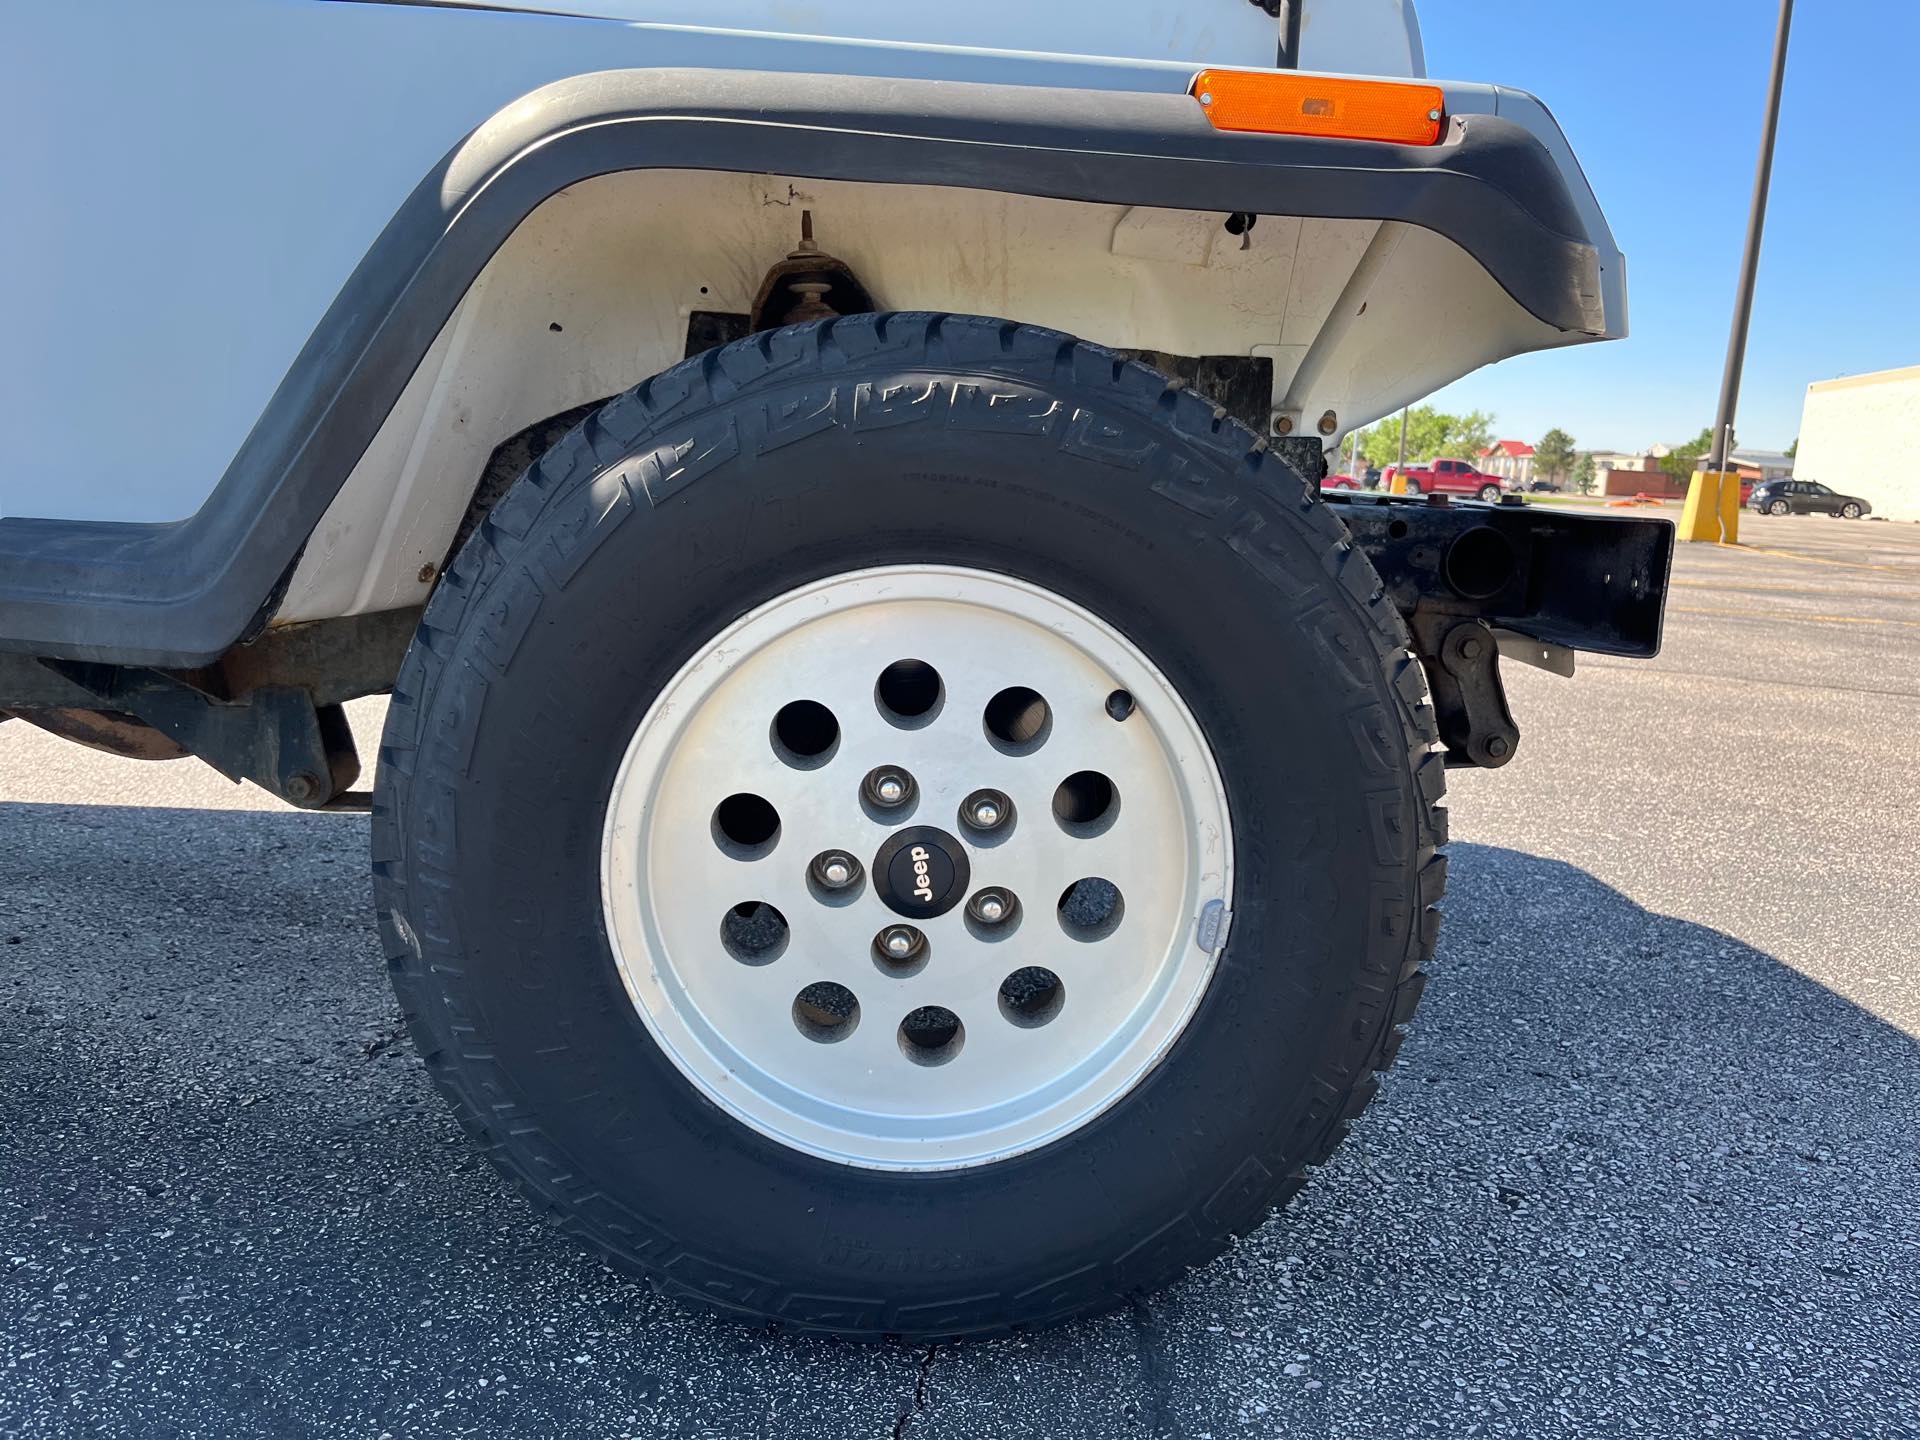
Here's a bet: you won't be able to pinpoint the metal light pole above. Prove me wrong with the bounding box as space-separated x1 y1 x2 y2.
1707 0 1794 476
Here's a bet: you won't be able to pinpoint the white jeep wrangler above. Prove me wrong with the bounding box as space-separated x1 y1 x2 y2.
1 0 1669 1337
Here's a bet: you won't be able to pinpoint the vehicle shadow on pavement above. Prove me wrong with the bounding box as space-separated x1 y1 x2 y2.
1 807 1914 1439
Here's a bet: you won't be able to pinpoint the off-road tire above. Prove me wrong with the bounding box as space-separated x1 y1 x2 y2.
371 312 1446 1339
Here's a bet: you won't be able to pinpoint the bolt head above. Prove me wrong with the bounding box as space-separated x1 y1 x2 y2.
1428 108 1443 122
1460 636 1486 661
876 776 906 804
1487 735 1511 758
967 889 1015 927
972 800 1001 827
1199 91 1214 106
822 859 852 886
883 927 916 957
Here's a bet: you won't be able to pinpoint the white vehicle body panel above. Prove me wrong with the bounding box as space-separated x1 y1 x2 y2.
2 0 1273 528
1297 0 1425 78
406 0 1284 61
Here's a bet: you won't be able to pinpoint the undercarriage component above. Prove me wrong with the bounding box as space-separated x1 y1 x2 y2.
40 662 361 808
1271 434 1330 486
9 707 191 761
1117 351 1277 436
0 611 412 806
1411 616 1520 768
748 210 873 331
1323 493 1673 766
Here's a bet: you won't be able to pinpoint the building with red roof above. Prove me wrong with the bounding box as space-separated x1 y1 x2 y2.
1480 439 1535 488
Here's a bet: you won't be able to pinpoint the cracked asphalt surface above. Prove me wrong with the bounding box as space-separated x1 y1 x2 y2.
3 513 1917 1438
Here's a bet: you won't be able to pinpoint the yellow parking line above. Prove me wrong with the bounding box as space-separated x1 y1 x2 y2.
1728 543 1908 573
1674 578 1835 595
1670 604 1920 630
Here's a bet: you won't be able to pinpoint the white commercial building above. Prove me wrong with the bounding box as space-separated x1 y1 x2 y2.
1795 364 1920 522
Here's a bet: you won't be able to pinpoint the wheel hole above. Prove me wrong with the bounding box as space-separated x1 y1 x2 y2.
721 901 789 965
998 967 1065 1028
1052 771 1119 837
875 659 944 728
771 700 840 769
1057 878 1124 942
898 1006 964 1066
793 982 859 1042
712 793 780 859
984 686 1051 755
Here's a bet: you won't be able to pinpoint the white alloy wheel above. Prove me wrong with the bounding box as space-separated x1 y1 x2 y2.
601 566 1233 1170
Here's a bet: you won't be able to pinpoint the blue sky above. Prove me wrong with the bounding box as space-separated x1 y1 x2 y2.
1417 0 1917 454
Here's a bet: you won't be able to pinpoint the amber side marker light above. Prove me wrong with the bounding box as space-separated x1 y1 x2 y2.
1192 70 1446 146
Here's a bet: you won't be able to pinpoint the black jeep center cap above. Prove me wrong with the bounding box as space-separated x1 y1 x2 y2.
873 826 970 920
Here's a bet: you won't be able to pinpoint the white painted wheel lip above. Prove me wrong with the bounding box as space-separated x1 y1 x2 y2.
600 565 1233 1171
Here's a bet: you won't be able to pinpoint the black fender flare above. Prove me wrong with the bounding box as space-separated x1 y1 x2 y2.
0 68 1611 666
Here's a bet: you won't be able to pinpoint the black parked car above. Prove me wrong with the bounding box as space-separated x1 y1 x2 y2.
1749 479 1872 519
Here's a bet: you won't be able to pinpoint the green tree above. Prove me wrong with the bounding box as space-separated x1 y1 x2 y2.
1786 437 1798 460
1535 427 1576 484
1660 427 1716 483
1571 451 1597 495
1360 407 1497 469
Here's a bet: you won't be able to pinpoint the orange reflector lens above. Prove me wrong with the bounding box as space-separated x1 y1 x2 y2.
1192 70 1446 146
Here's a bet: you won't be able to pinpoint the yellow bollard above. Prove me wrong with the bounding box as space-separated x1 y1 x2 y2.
1679 471 1742 543
1717 472 1742 544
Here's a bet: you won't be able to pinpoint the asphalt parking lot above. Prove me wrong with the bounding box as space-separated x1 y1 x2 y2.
4 512 1917 1439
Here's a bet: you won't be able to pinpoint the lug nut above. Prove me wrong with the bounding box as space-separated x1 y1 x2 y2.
962 789 1012 833
863 767 916 811
875 925 927 967
810 850 861 892
966 887 1018 928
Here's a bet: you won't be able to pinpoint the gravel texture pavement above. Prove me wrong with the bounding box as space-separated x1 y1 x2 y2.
3 512 1916 1438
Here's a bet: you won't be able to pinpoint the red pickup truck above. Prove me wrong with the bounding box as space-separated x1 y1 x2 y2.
1384 458 1510 500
